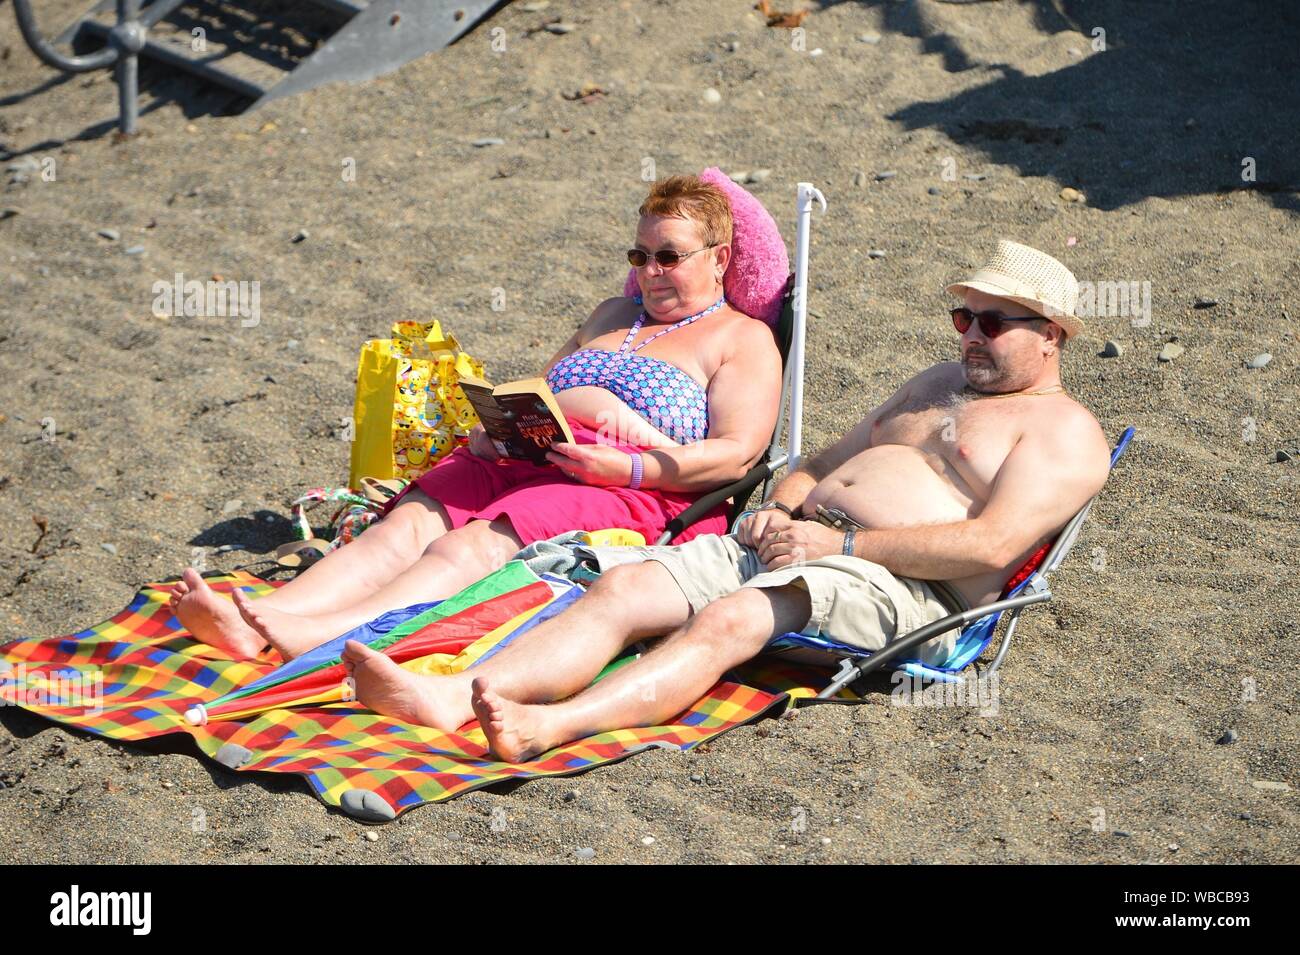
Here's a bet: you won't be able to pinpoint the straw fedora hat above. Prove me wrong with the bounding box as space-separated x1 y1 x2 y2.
946 240 1083 339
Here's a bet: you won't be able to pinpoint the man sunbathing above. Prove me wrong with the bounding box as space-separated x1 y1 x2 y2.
341 240 1113 761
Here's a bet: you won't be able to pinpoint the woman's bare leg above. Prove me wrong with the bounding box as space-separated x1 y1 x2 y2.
170 489 450 657
231 516 526 661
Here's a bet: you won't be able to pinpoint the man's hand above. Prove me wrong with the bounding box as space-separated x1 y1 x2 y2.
735 508 793 549
467 424 501 461
545 442 634 486
756 520 844 570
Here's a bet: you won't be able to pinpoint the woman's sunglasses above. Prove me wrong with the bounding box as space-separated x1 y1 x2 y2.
951 306 1043 339
626 245 716 269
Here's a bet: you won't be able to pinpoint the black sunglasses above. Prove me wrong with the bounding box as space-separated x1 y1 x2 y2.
626 245 716 269
951 306 1043 339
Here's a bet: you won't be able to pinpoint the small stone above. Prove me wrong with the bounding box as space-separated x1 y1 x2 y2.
1113 830 1132 838
809 48 823 57
641 836 655 846
702 87 722 105
544 22 575 35
1157 342 1184 362
1216 729 1238 745
1277 449 1294 463
927 186 941 195
222 499 243 515
286 339 299 349
364 830 378 842
746 169 771 184
291 229 309 243
725 41 739 52
963 173 987 181
471 137 504 147
100 543 118 556
874 170 897 181
727 170 750 183
1239 812 1252 821
1167 843 1180 852
574 846 595 860
162 781 174 789
1245 353 1271 369
1101 340 1123 358
1067 47 1082 56
867 249 887 259
852 171 867 188
689 773 703 783
1250 780 1292 792
97 228 120 241
562 790 577 802
820 836 831 845
1184 118 1197 130
1193 296 1218 308
124 245 145 255
1059 186 1085 203
0 208 19 220
857 32 882 44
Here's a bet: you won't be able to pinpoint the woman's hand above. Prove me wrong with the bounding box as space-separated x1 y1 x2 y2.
467 424 501 461
545 442 634 486
756 519 844 570
735 508 793 549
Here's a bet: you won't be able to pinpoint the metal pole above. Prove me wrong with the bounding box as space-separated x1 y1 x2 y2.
110 0 143 135
788 182 826 471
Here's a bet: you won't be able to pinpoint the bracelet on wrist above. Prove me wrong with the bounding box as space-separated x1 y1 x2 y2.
757 501 794 517
627 452 644 490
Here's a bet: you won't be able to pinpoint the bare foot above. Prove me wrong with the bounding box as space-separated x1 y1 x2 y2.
230 589 332 661
172 568 267 659
341 641 474 731
470 677 561 762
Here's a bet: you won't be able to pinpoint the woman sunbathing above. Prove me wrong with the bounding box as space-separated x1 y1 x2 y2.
170 174 784 660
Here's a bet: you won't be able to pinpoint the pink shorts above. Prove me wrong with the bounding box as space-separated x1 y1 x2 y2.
378 424 729 545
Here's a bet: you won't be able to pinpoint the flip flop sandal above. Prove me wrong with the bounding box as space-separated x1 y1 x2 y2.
273 539 331 568
359 477 406 505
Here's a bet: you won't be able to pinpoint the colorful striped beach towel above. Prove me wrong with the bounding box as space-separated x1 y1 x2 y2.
0 562 837 821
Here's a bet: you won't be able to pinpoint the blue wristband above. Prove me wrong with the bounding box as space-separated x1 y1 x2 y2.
628 452 644 490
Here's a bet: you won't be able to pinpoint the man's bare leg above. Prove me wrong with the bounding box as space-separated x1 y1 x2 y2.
472 584 811 761
168 490 450 657
231 516 525 661
339 561 694 731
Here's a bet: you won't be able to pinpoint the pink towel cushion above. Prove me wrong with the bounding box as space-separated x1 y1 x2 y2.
622 166 790 326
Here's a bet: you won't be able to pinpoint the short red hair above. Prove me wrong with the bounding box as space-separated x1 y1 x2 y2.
638 174 733 249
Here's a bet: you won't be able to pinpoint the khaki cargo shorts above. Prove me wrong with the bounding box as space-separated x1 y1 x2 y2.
580 534 966 667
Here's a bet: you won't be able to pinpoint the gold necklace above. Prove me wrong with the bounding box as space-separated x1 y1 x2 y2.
964 384 1067 400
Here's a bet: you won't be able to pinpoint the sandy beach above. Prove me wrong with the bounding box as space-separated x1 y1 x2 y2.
0 0 1297 863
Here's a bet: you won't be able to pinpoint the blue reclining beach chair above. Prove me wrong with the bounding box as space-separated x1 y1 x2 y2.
759 427 1135 696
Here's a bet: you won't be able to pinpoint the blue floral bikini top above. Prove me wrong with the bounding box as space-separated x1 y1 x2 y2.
544 295 724 445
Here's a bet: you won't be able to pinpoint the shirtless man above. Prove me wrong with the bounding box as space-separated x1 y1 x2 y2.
340 240 1114 761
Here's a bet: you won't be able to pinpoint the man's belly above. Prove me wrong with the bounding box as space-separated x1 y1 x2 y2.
804 444 977 529
556 387 682 449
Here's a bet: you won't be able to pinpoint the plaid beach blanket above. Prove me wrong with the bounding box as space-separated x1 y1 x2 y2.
0 564 839 822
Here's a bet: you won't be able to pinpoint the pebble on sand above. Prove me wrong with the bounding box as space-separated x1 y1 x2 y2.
1101 340 1123 357
222 499 243 515
575 846 595 860
291 229 309 243
544 23 575 35
100 543 118 556
97 228 120 241
857 32 882 44
874 170 897 181
641 836 656 846
471 138 505 147
1193 297 1218 309
124 245 145 255
1157 342 1184 362
364 830 378 842
928 186 941 195
1245 353 1271 369
702 88 722 105
867 249 887 259
1216 729 1238 745
1250 780 1292 792
852 171 867 188
1059 186 1086 203
963 173 987 181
